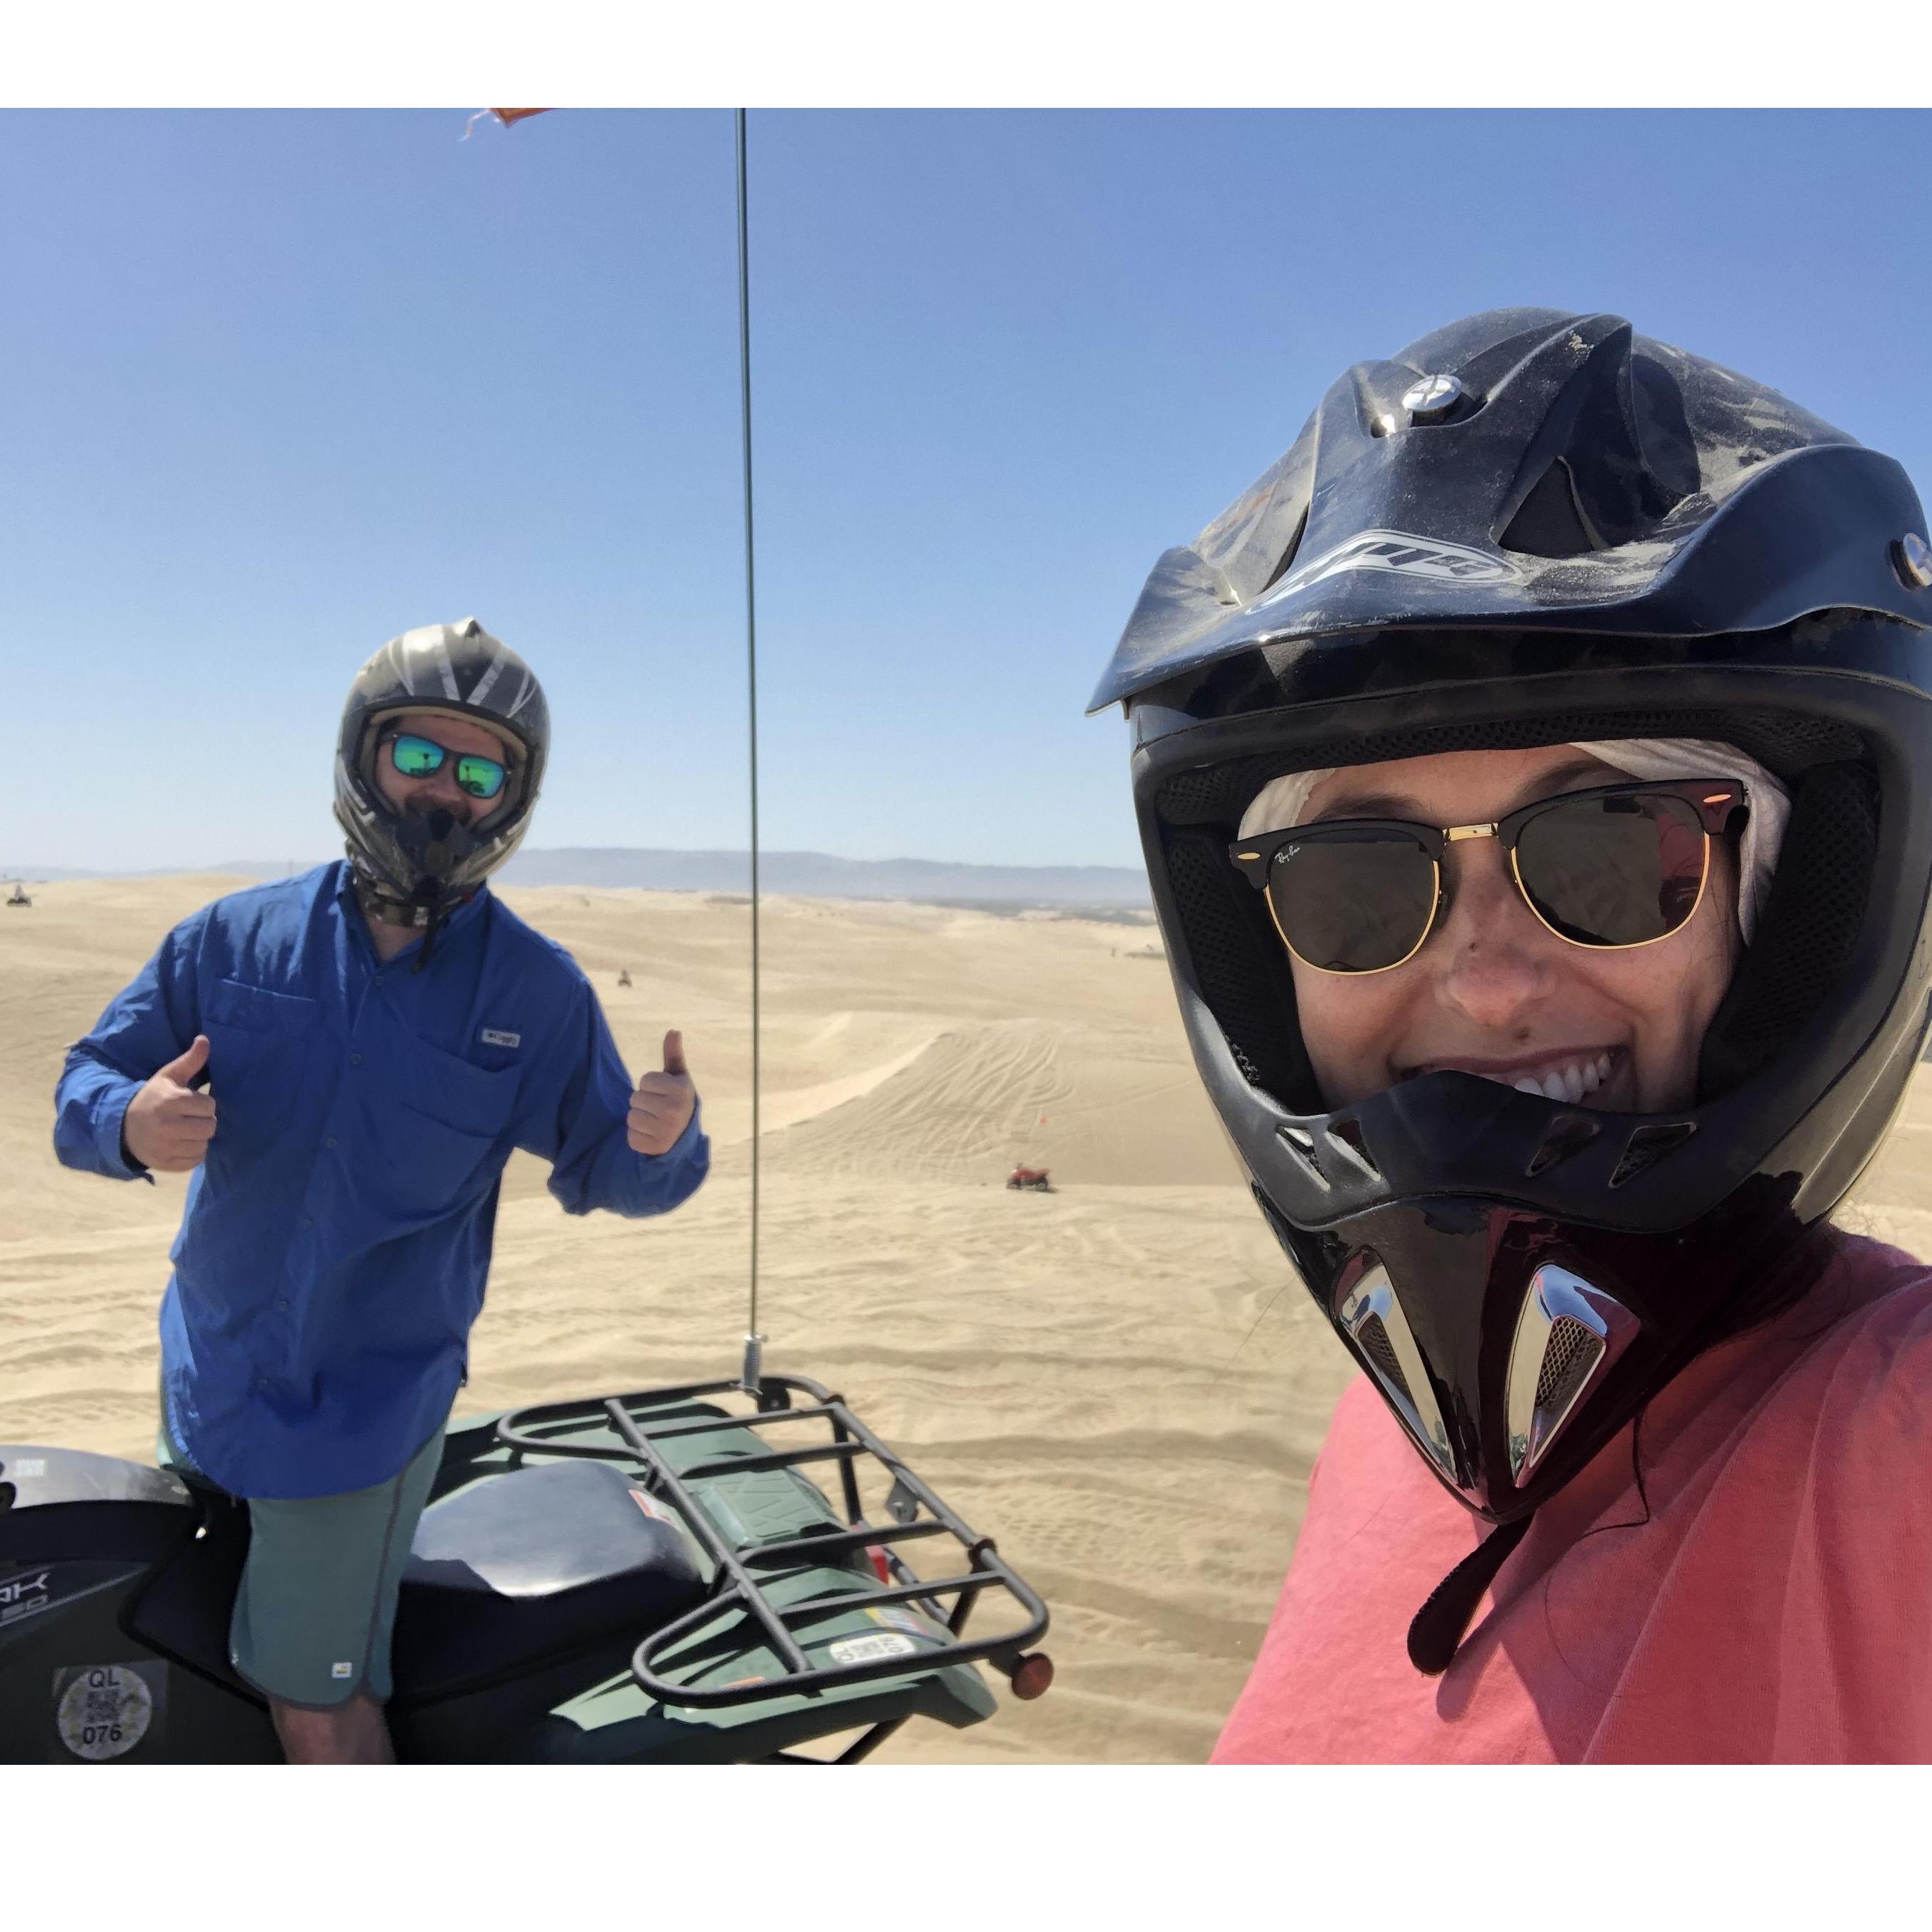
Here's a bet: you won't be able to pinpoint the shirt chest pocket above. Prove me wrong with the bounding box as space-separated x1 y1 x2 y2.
203 978 319 1129
366 1032 520 1218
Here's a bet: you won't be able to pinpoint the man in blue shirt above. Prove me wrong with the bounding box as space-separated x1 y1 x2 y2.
53 619 709 1763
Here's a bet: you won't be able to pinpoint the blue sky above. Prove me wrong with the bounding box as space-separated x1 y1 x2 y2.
5 108 1931 872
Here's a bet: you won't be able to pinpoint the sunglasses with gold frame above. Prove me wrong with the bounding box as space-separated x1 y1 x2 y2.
1228 778 1748 977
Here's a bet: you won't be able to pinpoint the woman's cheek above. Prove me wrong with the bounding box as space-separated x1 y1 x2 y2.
1293 964 1401 1109
1623 880 1741 1110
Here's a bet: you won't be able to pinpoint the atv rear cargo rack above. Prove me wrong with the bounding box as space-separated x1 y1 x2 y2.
494 1372 1053 1717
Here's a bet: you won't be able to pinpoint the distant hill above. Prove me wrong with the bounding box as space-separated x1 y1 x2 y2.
499 848 1151 908
2 848 1152 911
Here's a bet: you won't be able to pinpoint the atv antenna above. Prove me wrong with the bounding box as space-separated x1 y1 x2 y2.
735 106 765 1396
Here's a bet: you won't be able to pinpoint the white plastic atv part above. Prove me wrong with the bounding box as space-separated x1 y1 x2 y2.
1337 1264 1458 1485
1505 1265 1638 1483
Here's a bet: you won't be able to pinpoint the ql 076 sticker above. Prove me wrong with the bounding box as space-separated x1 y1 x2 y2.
826 1631 919 1667
51 1663 165 1762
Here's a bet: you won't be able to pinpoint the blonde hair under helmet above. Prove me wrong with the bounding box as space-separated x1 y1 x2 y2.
1236 739 1791 944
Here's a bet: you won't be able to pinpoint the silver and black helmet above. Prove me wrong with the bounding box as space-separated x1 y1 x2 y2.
333 618 550 929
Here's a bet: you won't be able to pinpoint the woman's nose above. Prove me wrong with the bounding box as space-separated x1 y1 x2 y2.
1426 840 1556 1023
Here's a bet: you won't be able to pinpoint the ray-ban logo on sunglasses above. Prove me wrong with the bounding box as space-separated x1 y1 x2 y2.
1252 531 1517 610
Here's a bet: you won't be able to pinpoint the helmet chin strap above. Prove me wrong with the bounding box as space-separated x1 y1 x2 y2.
349 809 474 971
1407 1513 1535 1674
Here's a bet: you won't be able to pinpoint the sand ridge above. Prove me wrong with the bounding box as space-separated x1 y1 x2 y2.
4 871 1931 1761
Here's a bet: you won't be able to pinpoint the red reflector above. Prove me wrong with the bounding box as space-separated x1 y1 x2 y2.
869 1546 891 1586
1009 1652 1054 1701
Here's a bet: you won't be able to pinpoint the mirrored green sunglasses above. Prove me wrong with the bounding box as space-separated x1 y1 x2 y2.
384 731 509 801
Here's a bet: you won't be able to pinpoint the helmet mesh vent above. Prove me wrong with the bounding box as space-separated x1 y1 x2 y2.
1278 1125 1328 1187
1696 761 1878 1094
1608 1120 1698 1188
1326 1116 1381 1178
1533 1315 1602 1415
1525 1111 1602 1178
1357 1316 1412 1406
1164 827 1311 1101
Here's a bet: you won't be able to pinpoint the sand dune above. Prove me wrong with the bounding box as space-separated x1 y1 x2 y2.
4 872 1931 1762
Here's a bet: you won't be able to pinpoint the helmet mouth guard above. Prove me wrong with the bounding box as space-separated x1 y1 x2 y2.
389 806 481 894
1233 1053 1813 1520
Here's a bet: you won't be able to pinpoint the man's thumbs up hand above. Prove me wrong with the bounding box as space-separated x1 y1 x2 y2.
160 1035 211 1086
627 1028 696 1156
122 1034 219 1173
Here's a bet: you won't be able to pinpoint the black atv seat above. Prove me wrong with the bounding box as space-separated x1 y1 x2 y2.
126 1457 712 1711
390 1460 710 1704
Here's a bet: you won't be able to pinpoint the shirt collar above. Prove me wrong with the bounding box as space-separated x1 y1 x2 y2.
332 859 491 966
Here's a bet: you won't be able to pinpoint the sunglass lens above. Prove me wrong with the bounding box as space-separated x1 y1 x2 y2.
1514 794 1707 946
454 756 506 801
1269 834 1438 973
391 734 444 778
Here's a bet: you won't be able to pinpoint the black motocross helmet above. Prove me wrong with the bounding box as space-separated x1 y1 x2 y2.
1093 309 1932 1663
333 618 550 935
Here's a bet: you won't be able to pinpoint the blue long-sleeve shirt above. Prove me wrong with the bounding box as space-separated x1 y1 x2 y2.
53 861 709 1498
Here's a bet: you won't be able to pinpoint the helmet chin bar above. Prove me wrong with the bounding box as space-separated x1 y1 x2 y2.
1338 1257 1638 1495
1273 1173 1823 1523
396 807 471 881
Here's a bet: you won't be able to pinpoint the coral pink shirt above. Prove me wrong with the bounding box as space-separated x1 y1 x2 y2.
1213 1234 1932 1763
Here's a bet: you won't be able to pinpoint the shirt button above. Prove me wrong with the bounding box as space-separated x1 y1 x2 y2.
276 1297 289 1311
299 1216 314 1230
374 976 384 988
349 1053 362 1066
325 1136 339 1149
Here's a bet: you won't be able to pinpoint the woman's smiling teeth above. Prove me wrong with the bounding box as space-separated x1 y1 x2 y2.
1403 1051 1621 1106
1508 1052 1614 1104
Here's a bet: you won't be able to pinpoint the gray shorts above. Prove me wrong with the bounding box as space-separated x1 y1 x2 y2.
158 1407 445 1711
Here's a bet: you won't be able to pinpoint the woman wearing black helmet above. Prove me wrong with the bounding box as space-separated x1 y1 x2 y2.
1093 309 1932 1761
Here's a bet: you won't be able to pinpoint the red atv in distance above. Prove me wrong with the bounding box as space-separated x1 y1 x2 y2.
1006 1166 1053 1193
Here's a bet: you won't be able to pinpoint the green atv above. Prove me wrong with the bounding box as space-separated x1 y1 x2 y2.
0 1372 1051 1763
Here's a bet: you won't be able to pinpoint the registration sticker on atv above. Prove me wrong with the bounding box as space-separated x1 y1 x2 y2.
868 1606 936 1641
53 1663 159 1762
826 1632 919 1666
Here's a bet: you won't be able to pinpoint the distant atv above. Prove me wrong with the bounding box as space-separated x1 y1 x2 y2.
1006 1167 1053 1193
